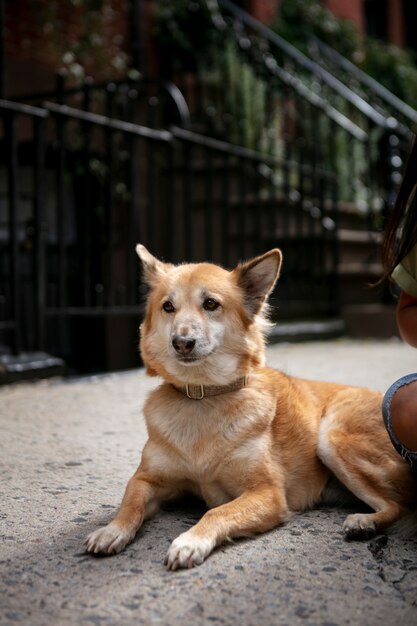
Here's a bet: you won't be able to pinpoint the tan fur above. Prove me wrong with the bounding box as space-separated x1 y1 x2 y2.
85 247 417 569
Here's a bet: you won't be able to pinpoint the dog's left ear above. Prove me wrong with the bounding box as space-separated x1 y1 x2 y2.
234 249 282 315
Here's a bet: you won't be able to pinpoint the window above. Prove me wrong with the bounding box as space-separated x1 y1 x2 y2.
364 0 388 40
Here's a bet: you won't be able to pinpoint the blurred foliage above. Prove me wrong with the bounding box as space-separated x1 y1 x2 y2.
274 0 417 110
31 0 131 84
153 0 222 76
154 0 417 110
274 0 359 59
200 40 274 151
152 0 417 208
362 40 417 109
154 1 279 151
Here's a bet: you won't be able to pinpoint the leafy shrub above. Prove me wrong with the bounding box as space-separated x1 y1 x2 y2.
153 0 221 76
274 0 417 110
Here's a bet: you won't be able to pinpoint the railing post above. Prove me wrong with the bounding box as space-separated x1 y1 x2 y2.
327 119 340 316
5 111 20 354
126 132 138 305
105 83 116 306
54 104 68 357
34 115 48 351
82 79 93 307
56 69 67 104
0 0 5 99
384 127 403 222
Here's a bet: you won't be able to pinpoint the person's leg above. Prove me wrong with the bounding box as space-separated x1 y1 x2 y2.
382 374 417 472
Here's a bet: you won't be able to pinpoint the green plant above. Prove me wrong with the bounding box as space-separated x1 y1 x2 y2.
154 1 277 151
201 41 273 150
153 0 221 76
362 40 417 109
274 0 417 111
275 0 358 59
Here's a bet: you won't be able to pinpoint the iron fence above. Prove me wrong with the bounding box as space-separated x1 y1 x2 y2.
20 74 192 132
195 0 411 225
0 98 339 373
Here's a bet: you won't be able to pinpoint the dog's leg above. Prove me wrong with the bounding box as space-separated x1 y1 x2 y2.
318 418 409 539
85 472 170 555
165 485 289 570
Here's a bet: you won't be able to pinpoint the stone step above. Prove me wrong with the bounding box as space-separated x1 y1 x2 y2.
0 352 65 385
338 261 382 277
268 318 346 343
342 304 399 339
327 201 379 231
337 228 382 266
337 262 384 306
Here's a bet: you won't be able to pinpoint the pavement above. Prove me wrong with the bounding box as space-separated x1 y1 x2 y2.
2 338 417 626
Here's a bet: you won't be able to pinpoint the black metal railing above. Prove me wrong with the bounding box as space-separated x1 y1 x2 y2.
308 36 417 136
0 98 339 373
0 100 49 355
189 0 413 225
19 74 192 131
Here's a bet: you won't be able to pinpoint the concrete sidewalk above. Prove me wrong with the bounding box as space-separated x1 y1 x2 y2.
1 338 417 626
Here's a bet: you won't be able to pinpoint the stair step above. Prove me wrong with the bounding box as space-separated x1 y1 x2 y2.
338 228 382 244
342 304 399 338
326 201 379 231
0 352 65 384
338 268 385 307
268 318 346 343
338 262 382 276
337 228 382 265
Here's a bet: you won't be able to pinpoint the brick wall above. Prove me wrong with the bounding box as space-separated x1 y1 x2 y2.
324 0 407 46
387 0 405 47
247 0 365 30
249 0 407 48
248 0 284 24
4 0 409 100
324 0 365 32
5 0 132 97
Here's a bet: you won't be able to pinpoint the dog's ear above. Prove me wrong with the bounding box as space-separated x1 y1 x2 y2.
136 244 171 284
234 249 282 315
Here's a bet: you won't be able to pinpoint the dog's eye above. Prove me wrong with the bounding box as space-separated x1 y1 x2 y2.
203 298 220 312
162 301 175 313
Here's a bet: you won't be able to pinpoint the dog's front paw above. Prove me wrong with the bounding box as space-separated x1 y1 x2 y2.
84 521 135 555
343 513 377 540
165 531 216 570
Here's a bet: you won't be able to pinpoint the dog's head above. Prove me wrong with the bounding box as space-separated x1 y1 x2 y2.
137 245 282 386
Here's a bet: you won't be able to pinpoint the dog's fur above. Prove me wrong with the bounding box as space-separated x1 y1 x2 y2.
85 246 417 569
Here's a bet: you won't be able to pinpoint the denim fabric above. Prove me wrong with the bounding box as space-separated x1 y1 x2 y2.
382 373 417 473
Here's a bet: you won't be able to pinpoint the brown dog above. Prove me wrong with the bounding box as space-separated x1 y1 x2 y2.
85 246 416 569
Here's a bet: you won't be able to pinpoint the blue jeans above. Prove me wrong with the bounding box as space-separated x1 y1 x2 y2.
382 373 417 473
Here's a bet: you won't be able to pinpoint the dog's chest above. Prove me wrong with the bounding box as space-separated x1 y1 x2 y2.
151 402 236 472
145 392 269 504
160 415 240 506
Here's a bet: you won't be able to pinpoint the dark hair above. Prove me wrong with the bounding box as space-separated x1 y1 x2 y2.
381 136 417 280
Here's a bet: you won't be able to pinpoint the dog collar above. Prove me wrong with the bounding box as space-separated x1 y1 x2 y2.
173 376 248 400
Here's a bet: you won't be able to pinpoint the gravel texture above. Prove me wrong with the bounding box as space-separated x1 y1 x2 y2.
1 338 417 626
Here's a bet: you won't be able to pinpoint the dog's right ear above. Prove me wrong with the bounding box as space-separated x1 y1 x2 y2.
136 244 171 285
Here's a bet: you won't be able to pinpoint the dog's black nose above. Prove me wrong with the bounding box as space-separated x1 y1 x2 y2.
172 336 196 355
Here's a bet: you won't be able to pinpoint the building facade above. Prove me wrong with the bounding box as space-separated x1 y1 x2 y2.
247 0 415 50
3 0 415 100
